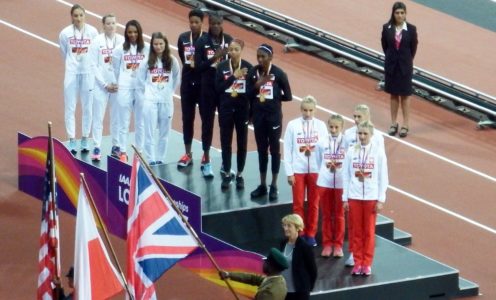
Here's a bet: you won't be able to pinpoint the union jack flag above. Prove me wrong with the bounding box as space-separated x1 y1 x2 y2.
37 137 60 300
127 154 198 300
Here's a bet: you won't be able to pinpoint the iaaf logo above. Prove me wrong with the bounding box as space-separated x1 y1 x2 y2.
296 137 318 143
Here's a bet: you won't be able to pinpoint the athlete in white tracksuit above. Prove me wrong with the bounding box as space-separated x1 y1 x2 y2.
59 4 98 153
112 20 149 161
89 14 124 161
137 33 181 164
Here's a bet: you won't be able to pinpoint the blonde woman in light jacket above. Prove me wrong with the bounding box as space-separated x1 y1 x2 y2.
342 121 388 276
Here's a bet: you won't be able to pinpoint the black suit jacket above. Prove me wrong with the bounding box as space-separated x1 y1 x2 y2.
279 237 317 293
381 22 418 76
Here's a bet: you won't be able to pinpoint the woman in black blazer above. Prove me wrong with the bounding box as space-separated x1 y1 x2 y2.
280 214 317 300
381 1 418 138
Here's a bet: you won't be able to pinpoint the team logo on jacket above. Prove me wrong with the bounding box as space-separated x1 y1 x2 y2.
296 137 318 144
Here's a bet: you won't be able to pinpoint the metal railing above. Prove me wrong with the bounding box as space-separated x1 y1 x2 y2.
178 0 496 127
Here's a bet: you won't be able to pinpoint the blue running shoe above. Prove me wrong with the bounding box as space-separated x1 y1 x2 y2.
111 146 121 159
306 237 317 247
80 137 90 153
91 147 101 161
201 162 214 178
69 139 77 155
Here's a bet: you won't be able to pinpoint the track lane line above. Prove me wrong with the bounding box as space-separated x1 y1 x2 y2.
54 0 496 184
3 15 495 236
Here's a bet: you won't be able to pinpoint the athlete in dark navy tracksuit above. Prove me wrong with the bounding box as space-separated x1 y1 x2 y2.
177 9 207 168
194 12 233 178
215 39 252 190
247 44 292 200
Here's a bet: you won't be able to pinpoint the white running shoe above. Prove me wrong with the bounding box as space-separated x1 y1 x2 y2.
345 253 355 267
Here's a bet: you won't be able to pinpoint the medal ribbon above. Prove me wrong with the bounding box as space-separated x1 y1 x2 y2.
104 34 116 63
257 63 272 98
302 119 314 173
229 58 241 94
328 134 342 187
73 24 86 57
359 145 371 198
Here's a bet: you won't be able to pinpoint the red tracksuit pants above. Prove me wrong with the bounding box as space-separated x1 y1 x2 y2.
320 187 344 248
349 199 378 267
292 173 320 238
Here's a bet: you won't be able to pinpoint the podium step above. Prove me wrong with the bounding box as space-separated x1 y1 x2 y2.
393 228 412 246
457 277 480 298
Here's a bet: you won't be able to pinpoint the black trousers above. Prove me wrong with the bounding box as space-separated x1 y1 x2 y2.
199 84 218 152
180 81 201 146
285 292 310 300
218 103 249 173
253 112 282 174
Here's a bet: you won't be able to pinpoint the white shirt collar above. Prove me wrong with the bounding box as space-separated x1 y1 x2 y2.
388 22 408 31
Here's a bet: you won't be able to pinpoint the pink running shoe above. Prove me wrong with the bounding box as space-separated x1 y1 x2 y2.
351 265 362 276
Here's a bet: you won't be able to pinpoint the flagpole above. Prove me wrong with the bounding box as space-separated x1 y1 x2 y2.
47 122 61 300
131 145 240 300
47 122 61 279
80 173 134 300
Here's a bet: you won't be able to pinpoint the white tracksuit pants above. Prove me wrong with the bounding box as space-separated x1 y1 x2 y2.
143 100 174 163
92 85 119 148
64 73 94 139
117 88 144 153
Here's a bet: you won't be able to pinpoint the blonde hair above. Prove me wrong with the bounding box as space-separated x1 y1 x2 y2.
358 120 375 135
301 95 317 108
282 214 304 232
354 104 370 119
328 114 344 127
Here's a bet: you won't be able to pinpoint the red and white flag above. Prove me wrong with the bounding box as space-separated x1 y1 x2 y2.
74 185 124 300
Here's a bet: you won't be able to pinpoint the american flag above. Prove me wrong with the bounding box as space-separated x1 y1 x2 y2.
127 154 198 300
37 137 60 300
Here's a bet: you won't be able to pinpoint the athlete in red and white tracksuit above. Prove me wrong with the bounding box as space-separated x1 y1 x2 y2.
316 117 346 257
284 98 328 245
342 105 385 266
112 21 149 160
137 33 180 164
89 15 124 160
59 6 98 152
342 121 388 275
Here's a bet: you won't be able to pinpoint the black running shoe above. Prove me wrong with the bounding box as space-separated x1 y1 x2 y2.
269 185 278 201
250 185 267 198
235 176 245 190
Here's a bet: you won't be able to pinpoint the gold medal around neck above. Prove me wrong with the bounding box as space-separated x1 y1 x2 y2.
231 89 238 98
329 161 336 173
358 170 365 182
260 94 265 103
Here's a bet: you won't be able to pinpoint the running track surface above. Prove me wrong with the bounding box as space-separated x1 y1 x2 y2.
0 1 495 299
